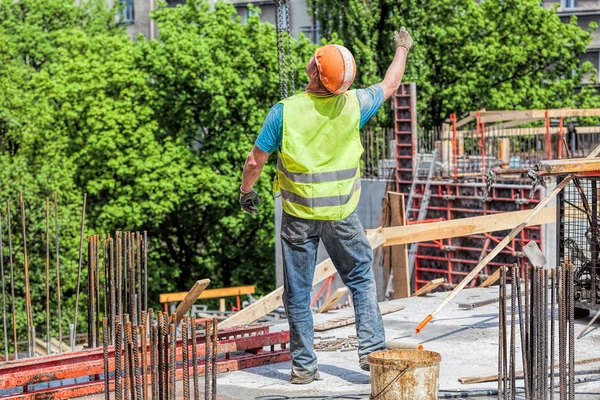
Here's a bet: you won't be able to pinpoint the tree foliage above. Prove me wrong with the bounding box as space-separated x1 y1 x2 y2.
309 0 600 130
0 0 314 348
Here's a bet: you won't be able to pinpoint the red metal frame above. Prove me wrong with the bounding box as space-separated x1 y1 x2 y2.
0 325 290 399
545 110 552 160
451 113 458 179
394 83 417 192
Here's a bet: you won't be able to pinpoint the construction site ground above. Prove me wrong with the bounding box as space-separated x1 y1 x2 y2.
85 286 600 400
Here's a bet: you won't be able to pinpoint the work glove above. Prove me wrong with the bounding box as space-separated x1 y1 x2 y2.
240 187 261 215
394 27 413 51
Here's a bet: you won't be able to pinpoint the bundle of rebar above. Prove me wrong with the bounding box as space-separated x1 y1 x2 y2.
107 313 219 400
498 264 576 400
87 231 149 349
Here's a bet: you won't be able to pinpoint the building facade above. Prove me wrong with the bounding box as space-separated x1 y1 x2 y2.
544 0 600 82
111 0 317 42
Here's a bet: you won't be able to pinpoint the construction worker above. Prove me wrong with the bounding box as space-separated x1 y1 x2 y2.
240 28 413 383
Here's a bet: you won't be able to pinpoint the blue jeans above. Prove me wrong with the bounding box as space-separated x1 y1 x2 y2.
281 210 386 377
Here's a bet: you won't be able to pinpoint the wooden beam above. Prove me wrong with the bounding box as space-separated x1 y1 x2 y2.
490 118 541 130
379 207 556 247
317 287 348 313
537 158 600 175
388 192 410 298
160 285 255 303
412 278 445 297
173 279 210 324
479 268 501 288
457 126 600 139
219 230 386 328
471 108 600 124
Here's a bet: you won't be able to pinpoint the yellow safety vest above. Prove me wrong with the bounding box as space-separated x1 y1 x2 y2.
274 91 363 220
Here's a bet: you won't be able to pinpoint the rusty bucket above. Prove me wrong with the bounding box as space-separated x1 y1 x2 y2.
368 349 441 400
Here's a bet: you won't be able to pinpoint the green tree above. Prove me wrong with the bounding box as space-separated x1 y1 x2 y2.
0 0 315 347
309 0 600 130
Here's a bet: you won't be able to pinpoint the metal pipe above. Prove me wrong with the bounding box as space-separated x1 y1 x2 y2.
73 193 87 339
53 193 63 352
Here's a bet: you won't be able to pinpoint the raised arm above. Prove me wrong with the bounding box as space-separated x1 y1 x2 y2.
379 27 413 101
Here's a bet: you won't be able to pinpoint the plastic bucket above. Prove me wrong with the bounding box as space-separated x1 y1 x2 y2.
368 349 441 400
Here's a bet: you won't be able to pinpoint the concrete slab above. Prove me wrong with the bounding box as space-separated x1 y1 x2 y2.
215 286 600 399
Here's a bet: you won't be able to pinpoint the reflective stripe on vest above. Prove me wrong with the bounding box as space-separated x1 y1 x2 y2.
276 91 363 220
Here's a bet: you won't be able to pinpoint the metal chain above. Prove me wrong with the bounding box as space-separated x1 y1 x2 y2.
284 0 295 94
275 0 288 99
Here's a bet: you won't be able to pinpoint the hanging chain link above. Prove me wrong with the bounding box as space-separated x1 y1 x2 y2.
284 0 295 94
275 0 288 99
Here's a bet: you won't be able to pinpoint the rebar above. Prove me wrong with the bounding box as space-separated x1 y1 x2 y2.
133 326 143 400
137 233 142 325
543 268 549 400
502 266 508 396
143 231 148 314
191 317 199 400
550 268 555 400
96 235 101 347
45 198 51 355
6 200 16 359
124 316 131 400
205 319 212 400
103 318 110 400
183 316 190 400
0 208 8 360
212 318 217 400
19 192 33 357
73 193 87 339
88 237 96 348
515 272 530 400
116 320 123 400
509 266 516 400
151 321 159 400
162 313 168 400
498 267 504 400
111 237 116 344
103 238 108 338
130 233 137 325
568 264 575 400
53 193 63 353
169 322 176 400
157 311 165 400
558 265 566 400
141 312 148 400
127 320 135 400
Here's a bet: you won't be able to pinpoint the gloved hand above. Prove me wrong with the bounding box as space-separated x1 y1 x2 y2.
240 187 261 215
394 27 413 51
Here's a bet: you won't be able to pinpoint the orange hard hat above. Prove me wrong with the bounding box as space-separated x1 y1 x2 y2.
314 45 356 94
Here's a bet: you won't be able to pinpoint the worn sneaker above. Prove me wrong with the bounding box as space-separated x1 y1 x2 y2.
359 355 370 371
291 370 322 384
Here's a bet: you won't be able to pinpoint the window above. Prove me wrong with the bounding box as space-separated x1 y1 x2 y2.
564 0 577 9
120 0 134 23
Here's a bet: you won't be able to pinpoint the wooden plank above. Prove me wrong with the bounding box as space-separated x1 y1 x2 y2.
388 192 410 298
479 268 501 288
314 302 405 332
412 278 445 297
537 158 600 175
379 207 555 247
457 125 600 139
219 230 386 329
173 279 210 324
160 285 254 303
472 108 600 124
317 287 349 313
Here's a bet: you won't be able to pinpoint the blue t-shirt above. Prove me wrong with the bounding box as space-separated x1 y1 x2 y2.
255 84 384 153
